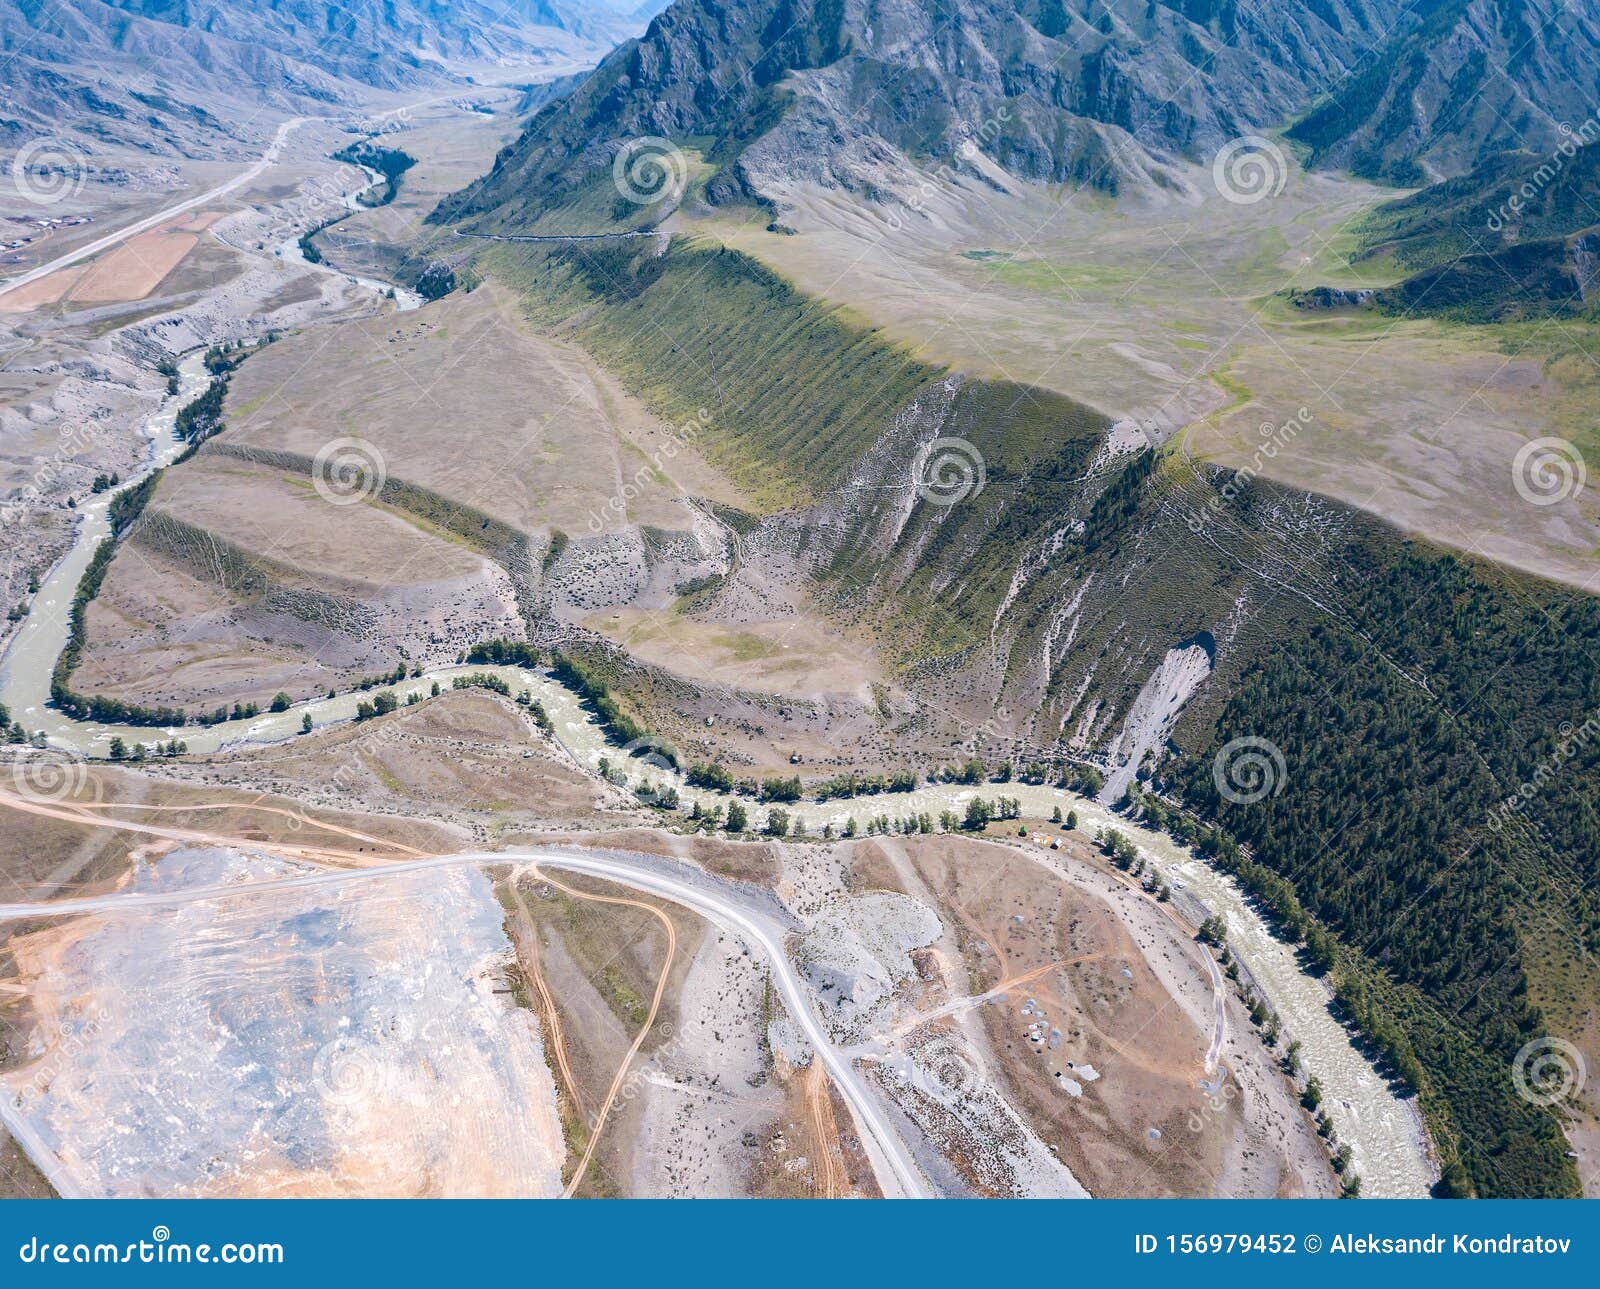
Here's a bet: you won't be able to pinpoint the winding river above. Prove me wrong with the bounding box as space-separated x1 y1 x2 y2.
0 154 1436 1199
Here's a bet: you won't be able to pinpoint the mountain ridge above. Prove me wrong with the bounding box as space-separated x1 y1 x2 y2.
444 0 1409 226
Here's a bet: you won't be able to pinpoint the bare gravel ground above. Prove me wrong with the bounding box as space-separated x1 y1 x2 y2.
3 845 565 1197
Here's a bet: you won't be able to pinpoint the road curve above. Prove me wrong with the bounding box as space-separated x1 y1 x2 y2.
0 845 935 1200
0 117 311 301
520 850 932 1200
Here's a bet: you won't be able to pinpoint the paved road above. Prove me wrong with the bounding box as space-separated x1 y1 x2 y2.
0 116 310 301
0 844 935 1200
453 229 663 243
0 1095 82 1198
520 849 932 1199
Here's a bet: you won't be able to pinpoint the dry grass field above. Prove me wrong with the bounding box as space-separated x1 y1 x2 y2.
222 282 734 534
848 832 1334 1198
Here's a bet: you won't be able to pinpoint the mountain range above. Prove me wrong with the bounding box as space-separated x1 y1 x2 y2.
450 0 1600 239
450 0 1424 223
0 0 638 152
413 0 1600 1198
1288 0 1600 185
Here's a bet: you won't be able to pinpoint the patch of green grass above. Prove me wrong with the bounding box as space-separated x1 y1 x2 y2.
975 255 1142 295
721 631 782 662
1207 367 1254 416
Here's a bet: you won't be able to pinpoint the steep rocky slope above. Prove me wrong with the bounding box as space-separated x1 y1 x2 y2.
1289 0 1600 185
464 230 1592 1198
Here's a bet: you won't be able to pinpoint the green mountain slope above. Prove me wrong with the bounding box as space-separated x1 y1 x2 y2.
1291 143 1600 321
464 230 1594 1197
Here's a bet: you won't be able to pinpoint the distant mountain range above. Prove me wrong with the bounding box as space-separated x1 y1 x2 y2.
1287 0 1600 186
445 0 1600 323
451 0 1416 223
0 0 639 153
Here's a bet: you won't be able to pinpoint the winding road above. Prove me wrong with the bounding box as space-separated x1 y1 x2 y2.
0 117 311 302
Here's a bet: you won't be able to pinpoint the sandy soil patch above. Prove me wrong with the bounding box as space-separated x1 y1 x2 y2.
0 211 224 314
174 690 605 834
627 927 781 1196
856 832 1333 1197
583 605 882 700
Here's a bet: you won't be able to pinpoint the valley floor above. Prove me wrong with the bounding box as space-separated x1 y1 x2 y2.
700 164 1600 591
